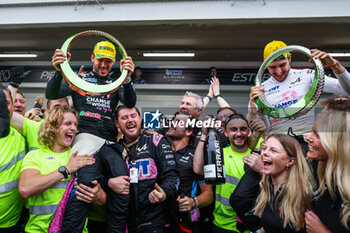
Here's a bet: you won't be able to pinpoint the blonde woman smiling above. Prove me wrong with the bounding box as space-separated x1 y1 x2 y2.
305 110 350 233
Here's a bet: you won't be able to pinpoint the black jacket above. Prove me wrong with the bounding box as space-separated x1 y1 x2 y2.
230 165 262 232
120 132 178 233
45 71 137 141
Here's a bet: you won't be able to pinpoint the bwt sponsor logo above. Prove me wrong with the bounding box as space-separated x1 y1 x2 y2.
143 110 221 129
265 85 280 93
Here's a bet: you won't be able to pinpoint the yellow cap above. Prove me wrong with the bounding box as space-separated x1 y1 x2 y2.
93 41 116 61
263 40 290 61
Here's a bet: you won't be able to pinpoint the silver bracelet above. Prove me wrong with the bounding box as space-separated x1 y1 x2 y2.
191 197 198 209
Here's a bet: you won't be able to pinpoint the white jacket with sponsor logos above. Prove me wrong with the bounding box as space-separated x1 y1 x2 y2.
261 68 350 135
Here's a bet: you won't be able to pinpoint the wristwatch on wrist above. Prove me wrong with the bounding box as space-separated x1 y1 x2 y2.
191 197 199 209
58 166 69 179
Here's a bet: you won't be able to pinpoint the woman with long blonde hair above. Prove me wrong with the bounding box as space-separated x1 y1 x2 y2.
305 110 350 233
254 134 315 233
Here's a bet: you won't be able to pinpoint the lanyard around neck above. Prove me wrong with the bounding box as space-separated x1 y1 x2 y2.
122 139 140 165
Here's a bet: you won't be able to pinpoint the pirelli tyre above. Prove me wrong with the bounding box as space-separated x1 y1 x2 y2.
255 45 325 119
60 30 128 96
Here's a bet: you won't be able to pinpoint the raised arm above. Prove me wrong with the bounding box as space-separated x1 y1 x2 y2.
10 112 25 134
211 77 230 108
311 49 350 95
118 56 137 107
46 49 72 99
203 81 215 109
193 117 210 175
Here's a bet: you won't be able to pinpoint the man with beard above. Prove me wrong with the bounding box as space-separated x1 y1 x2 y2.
47 40 136 159
46 41 136 231
193 114 264 233
109 105 177 233
165 112 213 233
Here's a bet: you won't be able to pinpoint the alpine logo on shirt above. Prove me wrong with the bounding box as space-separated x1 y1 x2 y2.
290 77 301 85
138 144 148 152
180 156 190 164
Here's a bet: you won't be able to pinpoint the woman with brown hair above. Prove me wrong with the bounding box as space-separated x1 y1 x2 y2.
254 134 315 233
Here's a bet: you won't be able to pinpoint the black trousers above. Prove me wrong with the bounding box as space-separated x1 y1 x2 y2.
61 143 129 233
212 224 238 233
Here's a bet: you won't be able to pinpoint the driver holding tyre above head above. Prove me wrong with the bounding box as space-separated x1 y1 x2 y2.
47 40 136 145
46 40 136 232
249 40 350 135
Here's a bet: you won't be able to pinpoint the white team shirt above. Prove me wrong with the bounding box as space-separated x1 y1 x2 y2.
261 68 350 135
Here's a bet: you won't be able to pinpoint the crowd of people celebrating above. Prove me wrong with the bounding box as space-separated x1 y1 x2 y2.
0 39 350 233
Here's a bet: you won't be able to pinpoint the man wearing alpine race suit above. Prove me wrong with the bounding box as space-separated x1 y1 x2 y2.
47 40 136 145
249 40 350 135
108 105 177 233
165 112 214 233
46 41 136 232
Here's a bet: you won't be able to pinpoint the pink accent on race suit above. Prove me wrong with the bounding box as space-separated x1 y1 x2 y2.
125 156 158 181
291 90 297 99
48 176 75 233
152 133 163 147
137 158 158 181
282 90 298 100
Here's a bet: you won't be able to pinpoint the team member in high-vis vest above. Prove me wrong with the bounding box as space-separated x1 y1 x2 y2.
19 106 98 232
11 98 69 152
194 114 265 233
0 85 26 232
